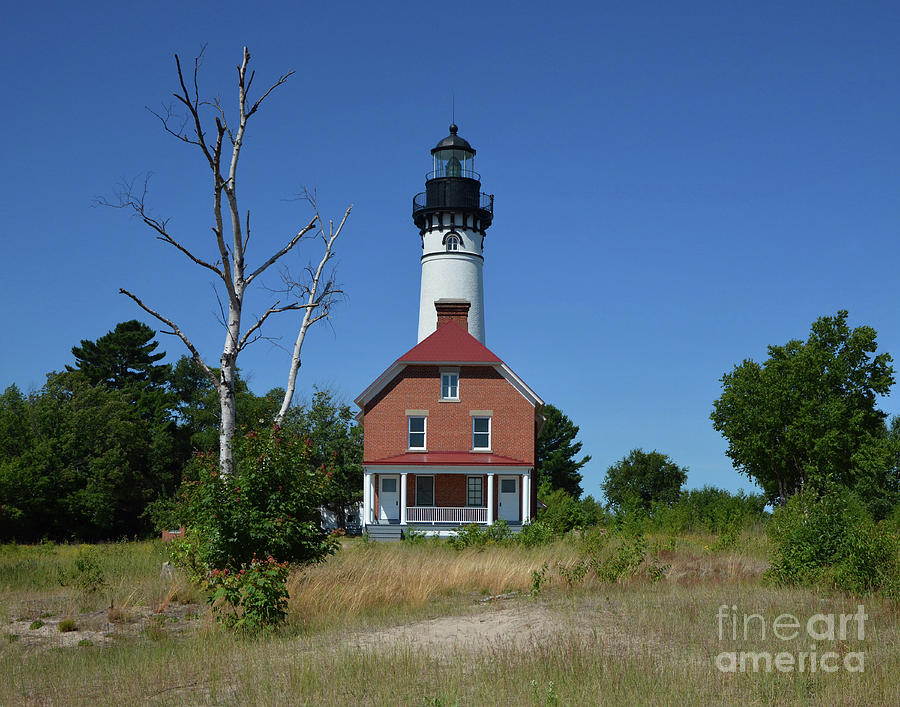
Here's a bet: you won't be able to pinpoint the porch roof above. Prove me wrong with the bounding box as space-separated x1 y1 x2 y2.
365 451 530 466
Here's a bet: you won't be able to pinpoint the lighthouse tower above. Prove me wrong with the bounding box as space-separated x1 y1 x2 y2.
413 125 494 343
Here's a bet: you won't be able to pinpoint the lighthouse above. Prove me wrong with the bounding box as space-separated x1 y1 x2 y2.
412 124 494 343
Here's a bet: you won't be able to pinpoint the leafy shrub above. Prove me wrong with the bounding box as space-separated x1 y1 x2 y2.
592 535 648 583
58 618 77 632
171 425 337 576
537 486 585 534
447 520 512 549
579 495 610 527
28 620 44 630
556 559 588 587
766 485 899 594
646 559 669 583
517 521 557 547
402 527 429 544
56 547 106 593
206 556 291 633
530 562 549 595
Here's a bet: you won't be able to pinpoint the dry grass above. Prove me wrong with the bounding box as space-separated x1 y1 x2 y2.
2 532 898 705
287 531 770 627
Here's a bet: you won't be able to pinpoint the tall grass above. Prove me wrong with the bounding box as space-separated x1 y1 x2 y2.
1 533 897 705
0 541 201 621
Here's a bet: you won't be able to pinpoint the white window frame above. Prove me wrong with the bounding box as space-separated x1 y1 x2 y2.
408 415 427 450
446 235 460 251
440 368 459 401
472 416 491 451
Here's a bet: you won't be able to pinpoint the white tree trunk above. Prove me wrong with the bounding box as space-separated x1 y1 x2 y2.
111 47 350 478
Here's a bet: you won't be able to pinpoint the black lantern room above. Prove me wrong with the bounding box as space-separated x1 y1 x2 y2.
413 124 494 235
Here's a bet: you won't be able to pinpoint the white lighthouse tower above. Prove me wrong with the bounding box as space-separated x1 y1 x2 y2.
413 124 494 343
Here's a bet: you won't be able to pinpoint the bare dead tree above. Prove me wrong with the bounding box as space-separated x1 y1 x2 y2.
104 46 351 477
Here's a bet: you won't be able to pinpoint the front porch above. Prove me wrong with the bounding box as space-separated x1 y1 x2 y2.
362 468 532 538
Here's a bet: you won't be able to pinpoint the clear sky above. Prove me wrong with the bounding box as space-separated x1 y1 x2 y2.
2 1 899 501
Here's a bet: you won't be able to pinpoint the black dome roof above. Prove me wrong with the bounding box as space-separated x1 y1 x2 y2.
431 124 475 155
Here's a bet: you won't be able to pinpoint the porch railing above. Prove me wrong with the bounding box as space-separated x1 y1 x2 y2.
407 506 487 524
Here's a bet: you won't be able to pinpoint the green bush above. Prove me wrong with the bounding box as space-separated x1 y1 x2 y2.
766 485 899 594
207 556 290 633
447 519 512 549
56 547 107 593
537 485 584 534
517 521 557 547
591 535 648 583
171 425 337 576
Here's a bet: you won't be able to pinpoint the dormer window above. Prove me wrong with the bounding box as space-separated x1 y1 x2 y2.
446 235 459 251
441 370 459 400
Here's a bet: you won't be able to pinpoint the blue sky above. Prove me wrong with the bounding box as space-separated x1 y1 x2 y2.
2 1 899 500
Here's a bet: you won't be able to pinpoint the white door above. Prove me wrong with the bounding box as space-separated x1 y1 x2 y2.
378 475 400 521
498 476 519 522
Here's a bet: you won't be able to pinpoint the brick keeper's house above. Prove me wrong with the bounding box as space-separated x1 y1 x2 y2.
355 125 543 540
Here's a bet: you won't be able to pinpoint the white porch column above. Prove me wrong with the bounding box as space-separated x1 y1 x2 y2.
362 471 371 526
487 472 495 525
400 472 408 525
521 471 530 524
369 473 377 524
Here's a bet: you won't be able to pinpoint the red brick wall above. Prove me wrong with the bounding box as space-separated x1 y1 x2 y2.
435 301 471 330
363 365 535 463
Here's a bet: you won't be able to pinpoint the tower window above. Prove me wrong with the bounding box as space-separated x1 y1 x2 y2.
446 235 459 251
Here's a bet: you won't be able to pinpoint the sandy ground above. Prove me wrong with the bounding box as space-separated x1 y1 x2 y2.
3 602 202 649
349 595 663 658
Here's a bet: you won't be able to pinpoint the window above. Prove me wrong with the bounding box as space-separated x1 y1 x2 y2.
416 476 434 506
467 476 484 507
381 477 397 493
500 478 516 494
441 371 459 400
408 415 426 449
472 416 491 450
446 235 459 251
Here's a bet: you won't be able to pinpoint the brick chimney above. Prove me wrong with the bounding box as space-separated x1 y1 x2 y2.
435 299 471 331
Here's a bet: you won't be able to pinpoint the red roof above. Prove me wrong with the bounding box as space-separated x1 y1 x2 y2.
397 321 501 364
366 451 531 466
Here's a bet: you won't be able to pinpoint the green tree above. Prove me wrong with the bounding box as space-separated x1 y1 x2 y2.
170 355 282 452
0 372 150 540
710 311 895 509
602 448 687 512
68 321 185 501
68 320 170 396
289 389 363 530
535 403 591 497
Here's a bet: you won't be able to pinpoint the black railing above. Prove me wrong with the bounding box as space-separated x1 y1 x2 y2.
426 167 482 181
413 190 493 215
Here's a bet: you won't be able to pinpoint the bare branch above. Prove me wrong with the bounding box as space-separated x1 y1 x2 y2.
246 70 294 117
173 50 215 168
96 175 225 279
238 300 303 350
119 288 219 389
275 200 353 423
245 215 317 285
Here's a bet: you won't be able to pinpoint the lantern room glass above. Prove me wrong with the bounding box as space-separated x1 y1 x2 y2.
433 149 474 179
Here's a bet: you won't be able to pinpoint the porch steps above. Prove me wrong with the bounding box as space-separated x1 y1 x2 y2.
365 525 403 542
